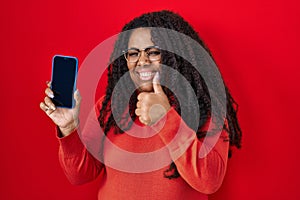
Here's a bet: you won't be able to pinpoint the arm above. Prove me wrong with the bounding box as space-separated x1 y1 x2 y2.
39 80 106 185
57 128 105 185
153 108 229 194
56 97 106 185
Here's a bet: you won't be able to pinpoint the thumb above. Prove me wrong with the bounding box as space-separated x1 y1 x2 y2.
153 72 163 94
74 89 82 107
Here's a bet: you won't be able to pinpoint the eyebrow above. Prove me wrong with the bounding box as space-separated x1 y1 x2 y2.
126 45 159 51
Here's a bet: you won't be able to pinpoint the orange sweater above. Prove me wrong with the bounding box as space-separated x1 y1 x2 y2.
57 99 229 200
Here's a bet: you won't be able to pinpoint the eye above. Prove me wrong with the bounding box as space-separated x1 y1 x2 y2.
146 48 160 56
148 50 161 56
127 51 139 57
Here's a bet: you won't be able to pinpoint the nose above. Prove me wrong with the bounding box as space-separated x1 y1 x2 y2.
137 51 150 66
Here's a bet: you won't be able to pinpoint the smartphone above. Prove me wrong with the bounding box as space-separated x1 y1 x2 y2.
51 55 78 108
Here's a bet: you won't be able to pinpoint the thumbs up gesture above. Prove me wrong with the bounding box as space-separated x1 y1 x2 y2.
135 72 171 125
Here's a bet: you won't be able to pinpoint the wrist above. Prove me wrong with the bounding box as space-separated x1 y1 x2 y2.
59 119 79 137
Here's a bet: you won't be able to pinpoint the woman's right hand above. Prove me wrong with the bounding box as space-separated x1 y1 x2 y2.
39 81 81 137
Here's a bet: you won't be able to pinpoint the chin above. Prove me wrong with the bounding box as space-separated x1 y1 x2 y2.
138 84 153 92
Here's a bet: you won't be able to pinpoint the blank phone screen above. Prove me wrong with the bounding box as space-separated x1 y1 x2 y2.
51 55 78 108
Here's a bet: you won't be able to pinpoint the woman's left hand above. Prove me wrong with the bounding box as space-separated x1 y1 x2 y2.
135 72 171 125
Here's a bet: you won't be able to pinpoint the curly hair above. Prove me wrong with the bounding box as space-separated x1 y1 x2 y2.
98 10 242 179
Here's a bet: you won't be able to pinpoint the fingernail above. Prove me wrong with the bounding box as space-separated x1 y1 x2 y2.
75 89 80 95
51 105 56 110
48 92 54 98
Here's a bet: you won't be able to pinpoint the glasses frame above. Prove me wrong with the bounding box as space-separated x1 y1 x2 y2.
122 45 161 63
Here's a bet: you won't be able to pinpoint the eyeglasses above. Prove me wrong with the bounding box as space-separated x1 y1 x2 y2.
122 45 161 63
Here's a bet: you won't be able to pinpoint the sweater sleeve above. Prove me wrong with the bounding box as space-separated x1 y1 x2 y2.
57 129 105 185
152 108 229 194
56 97 106 185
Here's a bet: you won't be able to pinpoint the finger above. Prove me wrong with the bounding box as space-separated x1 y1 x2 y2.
135 108 142 116
40 102 55 115
137 92 146 101
152 72 163 94
45 88 54 98
142 115 151 125
136 101 141 108
46 81 51 88
139 116 145 124
74 89 81 107
44 96 56 110
139 116 149 125
39 102 49 112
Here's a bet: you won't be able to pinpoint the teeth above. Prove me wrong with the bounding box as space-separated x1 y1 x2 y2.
139 72 153 77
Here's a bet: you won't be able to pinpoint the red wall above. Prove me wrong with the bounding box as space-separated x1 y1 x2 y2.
1 0 299 199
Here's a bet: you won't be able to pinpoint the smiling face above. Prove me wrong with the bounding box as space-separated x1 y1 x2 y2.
126 28 161 92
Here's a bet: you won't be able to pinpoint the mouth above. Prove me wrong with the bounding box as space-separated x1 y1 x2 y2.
136 71 156 81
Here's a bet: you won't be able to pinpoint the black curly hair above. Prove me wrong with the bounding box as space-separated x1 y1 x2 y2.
98 10 242 179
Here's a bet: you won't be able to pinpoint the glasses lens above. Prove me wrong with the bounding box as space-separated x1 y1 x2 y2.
126 50 139 63
146 48 161 61
124 46 161 63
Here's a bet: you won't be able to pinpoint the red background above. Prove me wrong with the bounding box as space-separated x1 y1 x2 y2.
1 0 300 199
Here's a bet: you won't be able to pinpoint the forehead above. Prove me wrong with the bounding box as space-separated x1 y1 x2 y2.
128 28 154 49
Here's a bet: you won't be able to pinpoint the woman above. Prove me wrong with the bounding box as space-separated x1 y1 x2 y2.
40 10 241 200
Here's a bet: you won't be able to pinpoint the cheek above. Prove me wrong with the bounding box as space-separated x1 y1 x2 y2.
128 68 138 86
129 70 135 81
127 62 135 71
127 63 137 80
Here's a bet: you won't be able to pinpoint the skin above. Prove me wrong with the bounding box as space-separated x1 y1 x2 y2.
40 28 170 136
39 82 80 136
127 28 160 92
128 28 170 125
